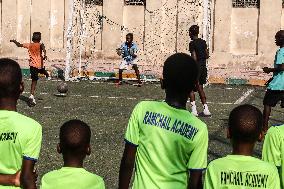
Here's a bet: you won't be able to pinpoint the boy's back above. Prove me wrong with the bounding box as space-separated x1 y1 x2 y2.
125 101 208 189
189 38 207 64
41 167 104 189
23 43 43 69
262 125 284 188
0 110 41 176
204 155 279 189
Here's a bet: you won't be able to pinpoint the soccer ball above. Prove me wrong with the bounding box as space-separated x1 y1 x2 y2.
57 82 68 93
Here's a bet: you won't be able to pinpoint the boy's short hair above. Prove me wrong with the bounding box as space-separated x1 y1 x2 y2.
229 104 263 143
163 53 198 93
276 30 284 46
0 58 22 98
189 25 199 36
60 120 91 155
126 33 133 39
32 32 41 42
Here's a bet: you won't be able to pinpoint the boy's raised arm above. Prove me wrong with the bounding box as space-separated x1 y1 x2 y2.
118 143 137 189
10 40 23 47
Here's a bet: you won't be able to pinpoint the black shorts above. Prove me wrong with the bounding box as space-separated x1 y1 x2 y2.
30 67 48 81
198 65 208 85
263 89 284 108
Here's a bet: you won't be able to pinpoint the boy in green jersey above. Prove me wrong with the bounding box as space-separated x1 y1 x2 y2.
0 58 42 188
40 120 105 189
119 53 208 189
262 124 284 188
204 104 280 189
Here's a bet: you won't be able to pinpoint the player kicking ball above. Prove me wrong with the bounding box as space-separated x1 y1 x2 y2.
10 32 50 106
116 33 142 87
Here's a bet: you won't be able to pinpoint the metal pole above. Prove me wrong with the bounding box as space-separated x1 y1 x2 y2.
65 0 74 81
175 0 179 53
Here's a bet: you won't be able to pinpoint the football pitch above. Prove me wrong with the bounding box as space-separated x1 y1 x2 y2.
17 78 284 188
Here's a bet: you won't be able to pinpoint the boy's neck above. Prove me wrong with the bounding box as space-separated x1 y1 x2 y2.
231 141 255 156
63 156 84 168
0 98 17 111
63 155 85 168
165 91 188 110
192 36 198 40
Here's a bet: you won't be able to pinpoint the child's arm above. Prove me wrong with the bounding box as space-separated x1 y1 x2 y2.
188 170 203 189
206 48 210 59
190 50 198 62
40 43 47 60
263 64 284 73
20 159 37 189
118 143 137 189
0 171 21 187
10 40 23 47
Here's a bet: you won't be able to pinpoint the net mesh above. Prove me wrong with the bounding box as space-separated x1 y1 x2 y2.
66 0 210 78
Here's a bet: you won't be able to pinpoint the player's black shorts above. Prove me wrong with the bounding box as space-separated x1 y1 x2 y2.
198 65 208 85
263 89 284 108
30 66 49 81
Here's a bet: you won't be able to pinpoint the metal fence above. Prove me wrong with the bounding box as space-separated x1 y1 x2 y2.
232 0 259 8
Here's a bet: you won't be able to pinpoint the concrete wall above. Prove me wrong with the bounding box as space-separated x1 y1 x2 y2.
2 0 282 81
211 0 282 70
230 8 258 55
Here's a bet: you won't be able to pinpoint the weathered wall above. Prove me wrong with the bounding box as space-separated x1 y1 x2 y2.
0 0 205 75
230 8 258 55
3 0 282 82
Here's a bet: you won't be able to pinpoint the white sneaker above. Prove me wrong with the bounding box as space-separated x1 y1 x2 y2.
47 77 51 80
191 106 198 116
202 105 211 116
29 95 36 105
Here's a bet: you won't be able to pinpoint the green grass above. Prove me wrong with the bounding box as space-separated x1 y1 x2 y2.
16 78 284 188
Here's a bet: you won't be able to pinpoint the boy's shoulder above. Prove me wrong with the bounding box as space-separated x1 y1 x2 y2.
208 155 277 171
41 167 104 188
267 124 284 137
0 110 41 129
42 167 104 183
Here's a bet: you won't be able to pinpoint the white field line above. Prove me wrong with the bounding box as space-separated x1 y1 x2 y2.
89 95 100 98
234 89 254 105
21 87 252 106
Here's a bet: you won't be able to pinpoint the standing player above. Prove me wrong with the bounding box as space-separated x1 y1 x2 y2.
119 53 208 189
204 104 280 189
10 32 50 105
262 30 284 132
40 120 105 189
188 25 211 116
262 124 284 188
0 58 42 188
116 33 142 86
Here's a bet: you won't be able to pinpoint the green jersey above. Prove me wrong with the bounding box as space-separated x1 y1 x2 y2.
125 101 208 189
204 155 280 189
0 110 42 188
40 167 105 189
262 125 284 188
